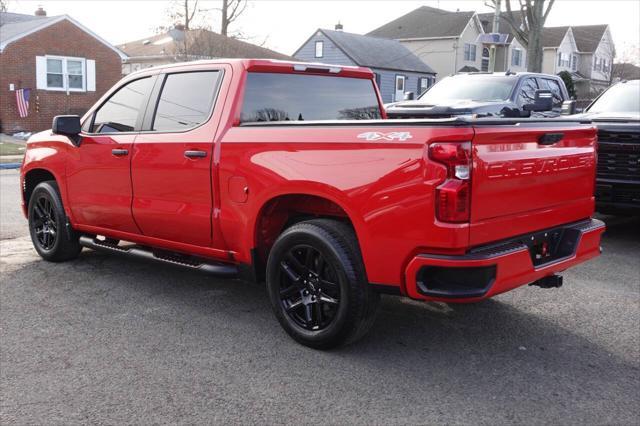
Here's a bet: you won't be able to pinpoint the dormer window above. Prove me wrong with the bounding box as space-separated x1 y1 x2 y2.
315 41 324 58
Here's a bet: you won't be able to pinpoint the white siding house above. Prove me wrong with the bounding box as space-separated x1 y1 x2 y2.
368 6 484 81
294 28 436 103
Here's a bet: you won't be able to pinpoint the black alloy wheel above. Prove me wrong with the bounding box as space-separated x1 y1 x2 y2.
31 194 58 250
278 244 341 331
28 181 81 262
266 219 380 349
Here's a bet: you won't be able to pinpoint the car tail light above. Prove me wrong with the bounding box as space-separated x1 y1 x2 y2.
428 142 471 223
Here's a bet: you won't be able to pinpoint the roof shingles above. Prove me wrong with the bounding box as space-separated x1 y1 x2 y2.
319 29 435 74
367 6 475 39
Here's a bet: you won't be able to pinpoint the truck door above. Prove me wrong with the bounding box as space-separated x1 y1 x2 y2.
131 69 224 247
66 76 156 233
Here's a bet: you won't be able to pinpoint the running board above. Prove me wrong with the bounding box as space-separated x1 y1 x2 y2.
79 235 238 277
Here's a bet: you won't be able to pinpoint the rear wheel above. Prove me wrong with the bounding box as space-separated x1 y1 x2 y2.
266 219 379 349
28 181 81 262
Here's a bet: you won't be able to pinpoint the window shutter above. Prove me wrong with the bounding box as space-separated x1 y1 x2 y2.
87 60 96 91
36 56 47 89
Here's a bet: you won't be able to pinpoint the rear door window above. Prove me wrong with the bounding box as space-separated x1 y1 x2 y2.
151 71 221 132
240 73 381 123
539 78 564 109
518 78 539 106
92 77 154 133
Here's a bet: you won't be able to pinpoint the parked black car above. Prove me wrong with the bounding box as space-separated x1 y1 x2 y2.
576 80 640 214
385 72 571 119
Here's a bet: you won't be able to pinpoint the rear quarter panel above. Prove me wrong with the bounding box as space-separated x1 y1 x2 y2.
217 125 474 286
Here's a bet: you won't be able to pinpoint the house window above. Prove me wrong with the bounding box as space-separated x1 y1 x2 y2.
511 49 522 67
557 52 570 68
417 77 431 95
315 41 323 58
571 55 577 71
481 47 490 71
594 56 600 71
44 56 86 91
464 43 476 61
46 58 64 89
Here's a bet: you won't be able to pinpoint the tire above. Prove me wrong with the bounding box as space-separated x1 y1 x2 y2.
28 181 81 262
266 218 380 349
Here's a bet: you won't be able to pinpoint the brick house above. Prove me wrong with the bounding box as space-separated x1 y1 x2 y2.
0 9 126 133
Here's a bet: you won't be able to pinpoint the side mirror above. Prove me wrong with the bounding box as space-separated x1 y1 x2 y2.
52 115 81 146
523 89 553 112
561 100 577 115
403 91 415 101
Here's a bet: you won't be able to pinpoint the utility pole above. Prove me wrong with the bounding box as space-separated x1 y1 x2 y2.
489 0 501 72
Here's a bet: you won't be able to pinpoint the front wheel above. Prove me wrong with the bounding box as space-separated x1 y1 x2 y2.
28 181 81 262
266 219 379 349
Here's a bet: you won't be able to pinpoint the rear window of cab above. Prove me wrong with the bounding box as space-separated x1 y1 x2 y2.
240 72 381 123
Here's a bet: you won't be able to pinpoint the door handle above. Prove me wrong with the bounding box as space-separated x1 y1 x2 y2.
111 149 129 156
184 150 207 159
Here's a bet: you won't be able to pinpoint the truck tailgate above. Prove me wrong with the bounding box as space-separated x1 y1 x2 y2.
470 123 597 245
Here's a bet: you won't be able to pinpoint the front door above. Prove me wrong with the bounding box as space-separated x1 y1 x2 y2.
395 75 405 102
66 76 155 233
131 70 223 247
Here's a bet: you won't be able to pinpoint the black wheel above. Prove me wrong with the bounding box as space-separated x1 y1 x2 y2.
28 181 81 262
266 219 380 349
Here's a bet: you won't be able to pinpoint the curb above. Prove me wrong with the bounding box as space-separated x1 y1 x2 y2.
0 163 21 170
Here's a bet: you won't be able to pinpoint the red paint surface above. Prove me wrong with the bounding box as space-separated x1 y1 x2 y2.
21 59 603 301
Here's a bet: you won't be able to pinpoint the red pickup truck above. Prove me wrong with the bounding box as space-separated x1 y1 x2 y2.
21 59 604 348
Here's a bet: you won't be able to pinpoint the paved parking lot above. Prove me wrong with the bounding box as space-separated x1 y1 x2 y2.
1 168 639 424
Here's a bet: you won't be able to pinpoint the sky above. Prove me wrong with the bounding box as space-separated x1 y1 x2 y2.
4 0 640 62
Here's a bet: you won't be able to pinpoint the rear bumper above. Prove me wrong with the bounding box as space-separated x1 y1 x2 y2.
404 219 605 302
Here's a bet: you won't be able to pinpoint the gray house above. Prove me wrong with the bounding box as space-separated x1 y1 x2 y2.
294 27 436 103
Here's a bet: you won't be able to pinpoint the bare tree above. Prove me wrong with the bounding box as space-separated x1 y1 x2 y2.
160 0 249 39
489 0 556 72
220 0 247 37
0 0 11 12
162 0 200 30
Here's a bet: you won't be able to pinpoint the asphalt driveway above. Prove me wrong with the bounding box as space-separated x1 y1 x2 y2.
1 169 639 424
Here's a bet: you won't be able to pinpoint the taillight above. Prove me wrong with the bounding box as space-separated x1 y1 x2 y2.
428 142 471 223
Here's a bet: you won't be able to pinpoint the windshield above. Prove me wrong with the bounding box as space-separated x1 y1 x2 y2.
587 82 640 113
418 76 516 103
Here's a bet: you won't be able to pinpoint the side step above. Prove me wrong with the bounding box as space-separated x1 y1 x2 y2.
79 235 238 277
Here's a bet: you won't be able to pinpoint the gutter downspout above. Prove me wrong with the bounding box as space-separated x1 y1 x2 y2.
453 37 459 75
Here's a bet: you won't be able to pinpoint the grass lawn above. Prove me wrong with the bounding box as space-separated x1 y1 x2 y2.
0 141 26 156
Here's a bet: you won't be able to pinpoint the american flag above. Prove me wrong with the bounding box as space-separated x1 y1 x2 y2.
16 88 30 118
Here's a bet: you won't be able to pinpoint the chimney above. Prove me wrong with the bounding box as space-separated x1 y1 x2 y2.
34 6 47 17
335 22 343 31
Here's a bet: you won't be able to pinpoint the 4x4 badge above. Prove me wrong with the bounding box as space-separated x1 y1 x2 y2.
357 131 413 141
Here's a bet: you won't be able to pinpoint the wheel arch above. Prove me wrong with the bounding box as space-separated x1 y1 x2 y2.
22 167 61 217
251 192 368 281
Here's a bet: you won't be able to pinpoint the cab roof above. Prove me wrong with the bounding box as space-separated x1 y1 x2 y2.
127 58 375 79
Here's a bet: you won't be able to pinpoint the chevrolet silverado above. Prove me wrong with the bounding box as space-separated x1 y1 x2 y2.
21 59 604 348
